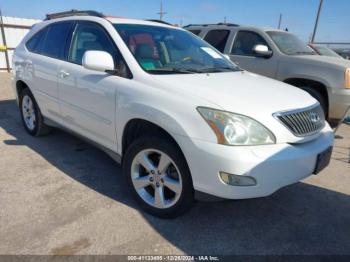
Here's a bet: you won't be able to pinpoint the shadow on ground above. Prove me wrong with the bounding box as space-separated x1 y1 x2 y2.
1 99 350 255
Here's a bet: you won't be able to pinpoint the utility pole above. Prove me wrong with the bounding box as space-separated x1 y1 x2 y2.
157 0 167 21
311 0 324 43
224 16 227 23
277 13 282 29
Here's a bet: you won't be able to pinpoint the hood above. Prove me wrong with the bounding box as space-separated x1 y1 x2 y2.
151 71 321 143
152 71 316 117
290 54 350 68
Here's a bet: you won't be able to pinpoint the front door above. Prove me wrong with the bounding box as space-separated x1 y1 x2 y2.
57 21 128 150
230 30 278 78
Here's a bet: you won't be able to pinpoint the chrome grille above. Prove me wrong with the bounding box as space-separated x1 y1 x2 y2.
273 104 325 137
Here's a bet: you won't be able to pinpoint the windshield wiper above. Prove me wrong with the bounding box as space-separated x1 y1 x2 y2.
196 66 239 73
147 66 240 74
295 51 315 55
146 68 198 74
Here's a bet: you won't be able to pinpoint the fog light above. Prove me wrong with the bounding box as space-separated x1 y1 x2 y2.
219 172 257 186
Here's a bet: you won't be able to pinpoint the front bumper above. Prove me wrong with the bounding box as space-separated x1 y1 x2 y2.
174 125 334 199
329 88 350 120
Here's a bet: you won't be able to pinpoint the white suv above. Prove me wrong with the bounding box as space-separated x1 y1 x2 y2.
12 10 334 217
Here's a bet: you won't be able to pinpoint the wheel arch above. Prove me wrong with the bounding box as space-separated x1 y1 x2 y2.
16 80 30 99
121 118 183 157
283 78 329 113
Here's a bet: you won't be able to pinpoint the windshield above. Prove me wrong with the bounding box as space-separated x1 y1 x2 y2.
314 45 343 58
267 31 315 56
114 24 240 74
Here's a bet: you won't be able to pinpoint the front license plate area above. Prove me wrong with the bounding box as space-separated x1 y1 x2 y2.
314 146 333 174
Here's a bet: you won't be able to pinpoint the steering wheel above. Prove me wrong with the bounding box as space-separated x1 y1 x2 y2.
181 56 205 66
182 56 193 62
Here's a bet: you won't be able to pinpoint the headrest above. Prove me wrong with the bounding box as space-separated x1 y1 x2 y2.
83 41 103 51
135 44 153 59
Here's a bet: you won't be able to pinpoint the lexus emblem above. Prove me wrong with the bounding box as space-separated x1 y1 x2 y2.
309 112 321 123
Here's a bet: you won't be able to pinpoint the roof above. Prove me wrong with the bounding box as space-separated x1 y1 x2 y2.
106 17 175 28
183 23 239 28
44 9 176 29
184 23 286 33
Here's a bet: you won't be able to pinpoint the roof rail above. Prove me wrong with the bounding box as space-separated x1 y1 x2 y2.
217 22 239 26
146 19 173 26
183 22 239 28
45 10 104 20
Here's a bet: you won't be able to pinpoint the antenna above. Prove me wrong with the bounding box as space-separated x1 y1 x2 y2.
157 0 167 20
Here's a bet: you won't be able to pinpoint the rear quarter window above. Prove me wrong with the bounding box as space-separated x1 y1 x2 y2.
204 29 230 52
26 28 48 53
188 29 201 36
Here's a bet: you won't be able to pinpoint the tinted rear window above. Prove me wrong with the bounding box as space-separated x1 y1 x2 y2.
26 28 48 53
41 22 73 59
204 30 230 52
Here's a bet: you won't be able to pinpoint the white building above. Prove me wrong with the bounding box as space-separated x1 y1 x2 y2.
0 16 41 71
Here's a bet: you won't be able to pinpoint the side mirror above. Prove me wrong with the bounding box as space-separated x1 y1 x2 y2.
82 50 114 72
253 44 273 58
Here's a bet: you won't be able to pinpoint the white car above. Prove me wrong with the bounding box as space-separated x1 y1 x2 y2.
12 10 334 218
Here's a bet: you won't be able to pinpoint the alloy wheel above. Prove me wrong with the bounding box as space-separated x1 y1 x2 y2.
21 95 36 130
131 149 183 209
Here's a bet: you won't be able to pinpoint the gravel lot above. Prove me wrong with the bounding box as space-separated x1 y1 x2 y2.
1 72 350 255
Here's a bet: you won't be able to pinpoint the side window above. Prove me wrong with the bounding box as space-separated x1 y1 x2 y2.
41 22 73 59
203 30 230 52
189 30 201 36
231 31 270 56
69 22 118 65
68 22 130 78
117 28 164 70
26 28 48 53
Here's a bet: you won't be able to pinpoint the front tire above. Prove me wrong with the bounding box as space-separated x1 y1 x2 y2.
300 86 327 117
19 88 52 136
123 136 194 218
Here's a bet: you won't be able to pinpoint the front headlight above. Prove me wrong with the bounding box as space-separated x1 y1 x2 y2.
197 107 276 146
345 68 350 89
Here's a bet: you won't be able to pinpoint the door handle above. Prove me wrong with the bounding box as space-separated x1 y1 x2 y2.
59 70 70 78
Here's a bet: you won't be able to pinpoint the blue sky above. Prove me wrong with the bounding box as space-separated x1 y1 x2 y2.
1 0 349 42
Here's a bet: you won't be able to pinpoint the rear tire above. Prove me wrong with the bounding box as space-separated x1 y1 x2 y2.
19 88 52 136
122 136 194 218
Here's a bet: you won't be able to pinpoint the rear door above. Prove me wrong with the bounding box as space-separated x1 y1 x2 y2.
203 29 231 53
229 30 278 78
25 21 74 120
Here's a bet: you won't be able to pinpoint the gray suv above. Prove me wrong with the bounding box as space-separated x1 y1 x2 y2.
185 23 350 122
